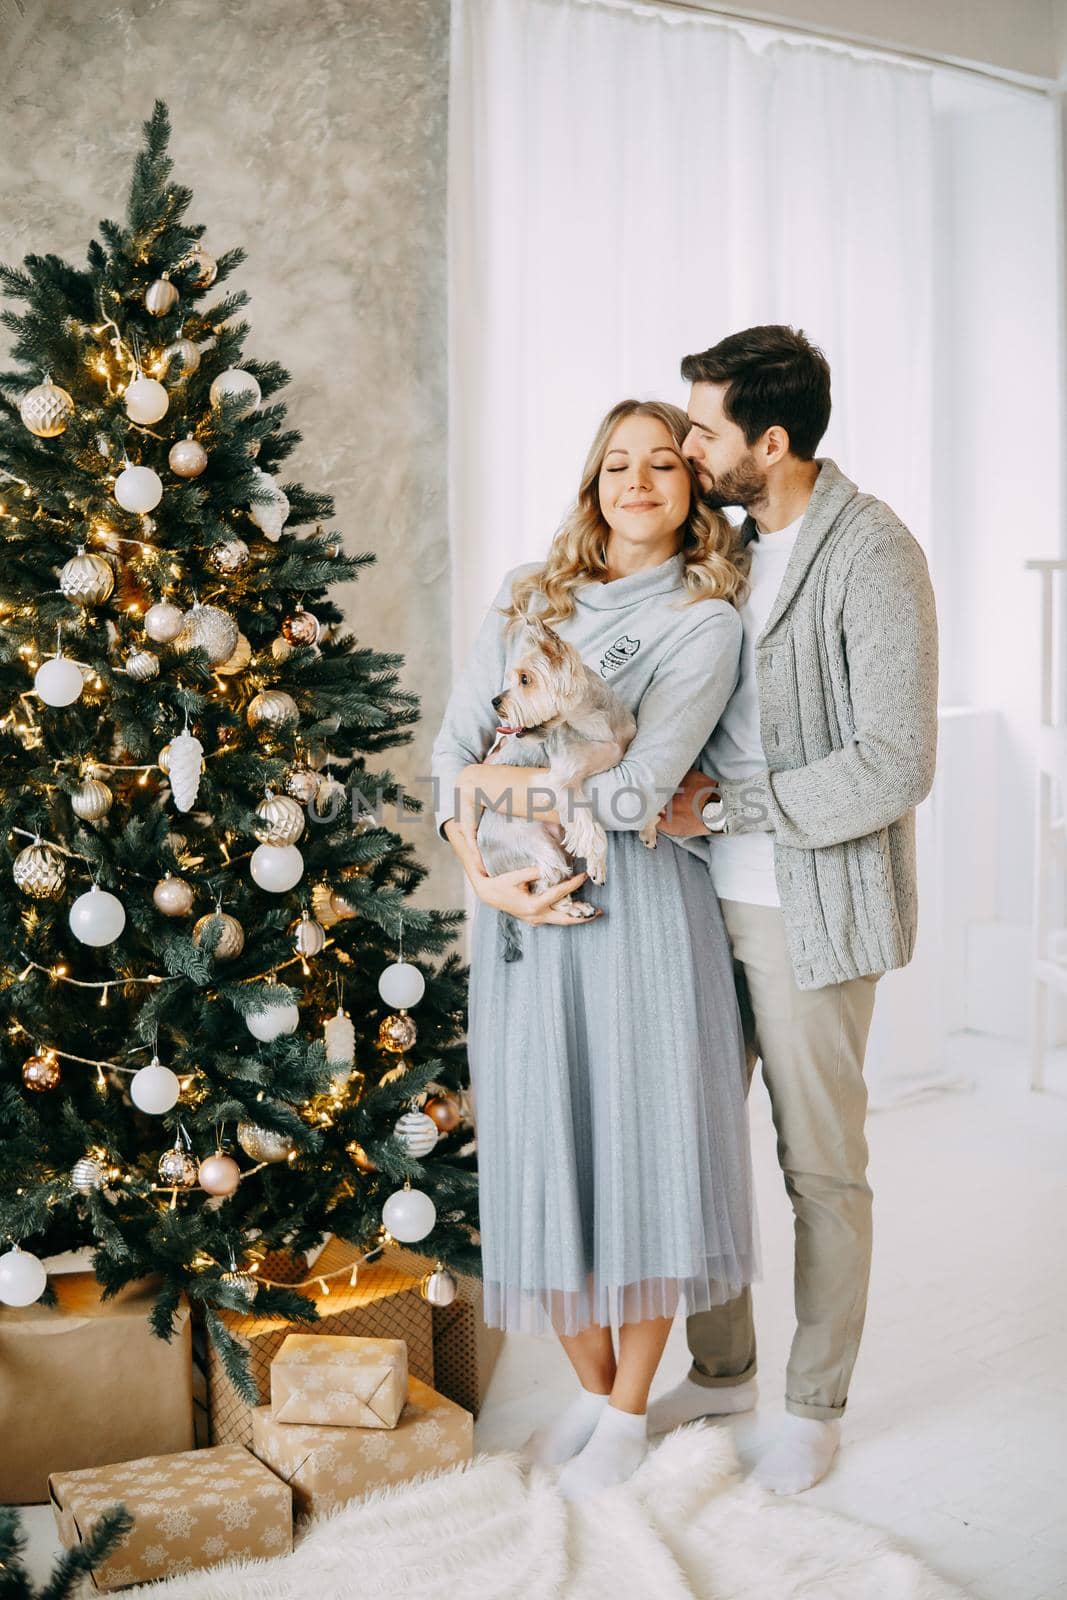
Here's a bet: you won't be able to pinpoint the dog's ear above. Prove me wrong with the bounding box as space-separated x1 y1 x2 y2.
524 613 568 661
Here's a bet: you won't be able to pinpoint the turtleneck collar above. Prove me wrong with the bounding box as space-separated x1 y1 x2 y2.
574 550 687 611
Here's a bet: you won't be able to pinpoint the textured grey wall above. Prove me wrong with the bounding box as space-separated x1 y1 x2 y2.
1 0 462 910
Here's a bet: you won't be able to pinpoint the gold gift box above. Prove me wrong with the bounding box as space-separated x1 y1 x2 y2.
206 1251 434 1448
0 1274 194 1505
271 1332 408 1428
49 1444 292 1592
251 1375 473 1515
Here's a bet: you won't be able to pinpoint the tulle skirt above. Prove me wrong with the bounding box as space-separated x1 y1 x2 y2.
467 831 760 1337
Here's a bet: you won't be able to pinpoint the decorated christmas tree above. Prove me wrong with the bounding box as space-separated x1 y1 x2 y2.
0 100 478 1394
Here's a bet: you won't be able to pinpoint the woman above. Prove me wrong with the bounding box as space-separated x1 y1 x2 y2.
431 399 759 1500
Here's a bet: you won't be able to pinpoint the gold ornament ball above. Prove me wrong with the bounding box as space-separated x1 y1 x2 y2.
145 278 179 317
292 910 326 956
347 1140 378 1173
209 537 249 573
378 1012 417 1054
282 609 321 647
236 1122 294 1164
158 1145 198 1187
254 792 306 845
184 243 218 287
125 649 160 681
271 636 292 662
217 632 252 676
153 873 194 917
13 841 66 899
71 777 113 821
163 339 201 378
192 911 245 960
20 380 74 437
22 1050 61 1091
420 1265 458 1308
286 766 320 803
59 548 114 606
424 1093 462 1133
247 689 299 729
168 437 208 478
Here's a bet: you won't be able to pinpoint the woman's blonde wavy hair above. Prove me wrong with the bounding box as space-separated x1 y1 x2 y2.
502 399 749 628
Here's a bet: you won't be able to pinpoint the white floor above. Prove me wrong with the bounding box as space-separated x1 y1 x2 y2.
16 1033 1067 1599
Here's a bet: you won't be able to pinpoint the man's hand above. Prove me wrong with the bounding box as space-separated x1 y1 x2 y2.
657 769 719 838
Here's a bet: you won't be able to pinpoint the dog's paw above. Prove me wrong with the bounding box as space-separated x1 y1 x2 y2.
556 896 598 920
586 847 608 885
638 821 659 850
563 810 607 870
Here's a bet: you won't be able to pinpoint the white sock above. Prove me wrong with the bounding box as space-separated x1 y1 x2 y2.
750 1414 841 1494
646 1374 758 1434
519 1385 610 1467
556 1402 648 1500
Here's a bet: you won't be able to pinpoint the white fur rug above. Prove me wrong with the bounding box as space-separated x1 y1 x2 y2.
128 1423 965 1600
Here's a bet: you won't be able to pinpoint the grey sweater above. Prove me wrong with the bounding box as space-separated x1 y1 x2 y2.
432 553 742 844
702 458 939 990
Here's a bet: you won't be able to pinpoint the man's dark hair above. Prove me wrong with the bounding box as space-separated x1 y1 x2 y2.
680 325 831 460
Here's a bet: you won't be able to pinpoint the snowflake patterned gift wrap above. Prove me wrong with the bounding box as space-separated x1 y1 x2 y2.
250 1375 473 1515
205 1254 434 1448
271 1332 408 1428
48 1444 292 1591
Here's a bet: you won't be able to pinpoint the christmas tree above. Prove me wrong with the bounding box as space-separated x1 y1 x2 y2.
0 100 478 1395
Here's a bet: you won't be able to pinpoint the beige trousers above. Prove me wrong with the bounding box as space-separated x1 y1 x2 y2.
687 899 879 1421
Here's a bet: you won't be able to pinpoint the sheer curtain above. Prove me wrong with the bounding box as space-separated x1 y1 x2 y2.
447 0 942 1100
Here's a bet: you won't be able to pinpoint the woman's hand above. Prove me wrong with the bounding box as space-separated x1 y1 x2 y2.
442 819 599 927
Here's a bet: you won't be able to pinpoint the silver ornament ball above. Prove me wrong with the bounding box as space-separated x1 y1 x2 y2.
254 792 305 845
60 548 114 606
71 1156 107 1194
158 1146 198 1187
20 380 74 437
420 1265 458 1308
13 842 66 899
236 1122 295 1164
125 649 160 681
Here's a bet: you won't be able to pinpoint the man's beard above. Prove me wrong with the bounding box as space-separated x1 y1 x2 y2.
698 454 767 511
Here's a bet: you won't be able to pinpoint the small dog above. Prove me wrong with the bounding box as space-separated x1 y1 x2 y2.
476 613 657 960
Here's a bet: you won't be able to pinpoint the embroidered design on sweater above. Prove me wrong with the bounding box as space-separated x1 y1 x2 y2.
599 634 641 676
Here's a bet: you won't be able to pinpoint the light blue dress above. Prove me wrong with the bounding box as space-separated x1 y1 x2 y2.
433 554 760 1336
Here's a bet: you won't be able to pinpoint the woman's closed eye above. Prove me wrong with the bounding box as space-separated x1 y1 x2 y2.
605 464 678 472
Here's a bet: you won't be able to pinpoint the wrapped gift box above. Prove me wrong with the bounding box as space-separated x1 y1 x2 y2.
379 1242 504 1418
251 1375 473 1515
206 1249 433 1448
271 1332 408 1428
49 1444 292 1591
0 1274 194 1505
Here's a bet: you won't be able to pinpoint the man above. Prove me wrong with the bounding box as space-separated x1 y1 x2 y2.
646 325 938 1495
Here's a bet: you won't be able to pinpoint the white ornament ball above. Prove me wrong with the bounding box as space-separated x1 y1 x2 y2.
144 601 185 643
175 603 239 666
130 1058 181 1114
145 278 179 317
378 961 426 1011
245 1000 300 1041
124 375 169 424
153 874 194 916
382 1186 437 1244
197 1153 241 1196
114 464 163 514
34 655 83 706
247 689 298 728
324 1006 355 1066
0 1247 47 1307
210 368 262 415
68 885 126 946
168 437 208 478
249 843 304 893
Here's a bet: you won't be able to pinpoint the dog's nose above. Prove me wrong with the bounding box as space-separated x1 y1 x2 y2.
491 693 504 710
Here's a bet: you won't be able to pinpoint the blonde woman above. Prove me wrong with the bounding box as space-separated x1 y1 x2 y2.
432 399 759 1499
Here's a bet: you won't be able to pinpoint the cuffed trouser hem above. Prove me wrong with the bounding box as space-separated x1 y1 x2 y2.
688 1360 757 1389
785 1396 847 1421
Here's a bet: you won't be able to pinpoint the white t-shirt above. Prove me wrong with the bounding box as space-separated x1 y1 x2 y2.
706 512 805 907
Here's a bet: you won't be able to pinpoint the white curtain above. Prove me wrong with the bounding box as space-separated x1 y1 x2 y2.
447 0 946 1101
448 0 935 658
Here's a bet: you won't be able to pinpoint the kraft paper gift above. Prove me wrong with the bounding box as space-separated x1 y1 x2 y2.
250 1375 473 1514
0 1273 194 1504
271 1331 408 1428
379 1241 504 1418
49 1444 292 1591
206 1247 433 1447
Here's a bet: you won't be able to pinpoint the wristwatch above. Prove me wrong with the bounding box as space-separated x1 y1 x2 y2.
701 795 727 833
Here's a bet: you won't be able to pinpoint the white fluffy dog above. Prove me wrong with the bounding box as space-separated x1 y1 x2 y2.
476 614 656 960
